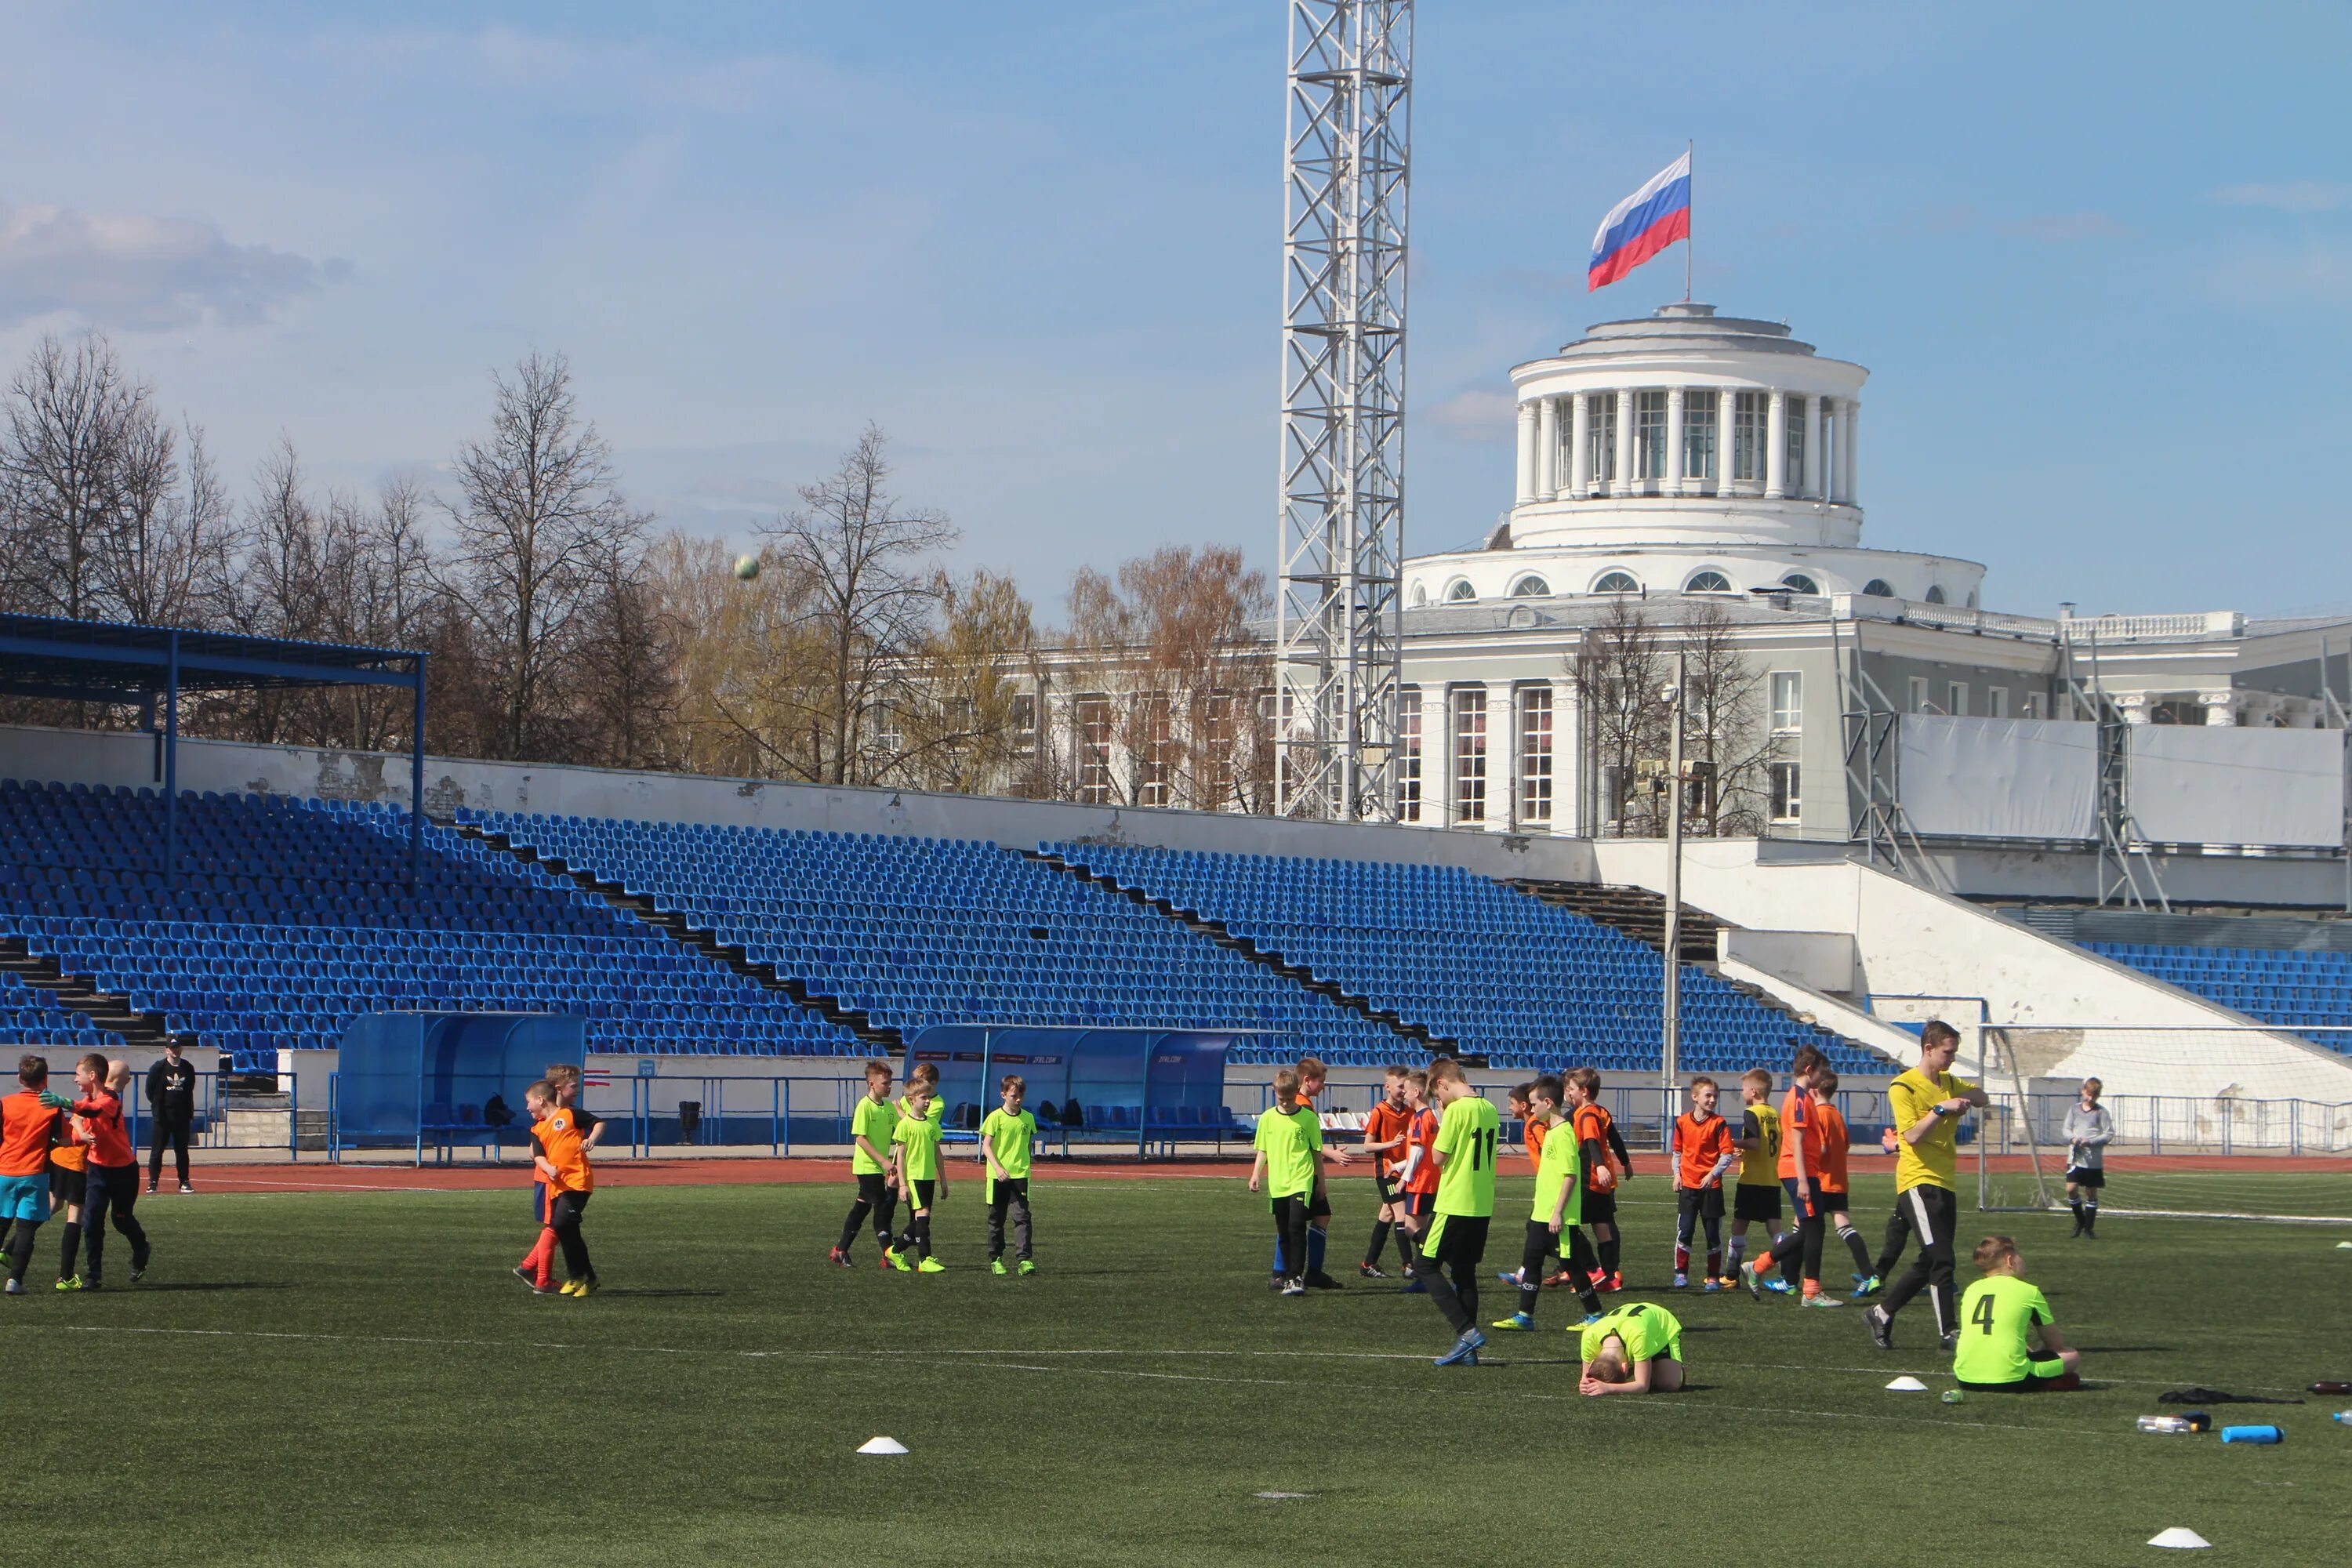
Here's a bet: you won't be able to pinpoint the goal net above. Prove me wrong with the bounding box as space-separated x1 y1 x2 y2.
1973 1024 2352 1224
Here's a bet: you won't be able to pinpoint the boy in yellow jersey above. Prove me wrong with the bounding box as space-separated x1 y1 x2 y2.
1250 1069 1323 1297
887 1062 948 1264
1723 1068 1781 1287
890 1081 948 1273
1864 1020 1987 1354
1578 1301 1686 1396
1490 1075 1602 1334
1414 1060 1501 1367
1951 1235 2081 1392
980 1074 1037 1276
832 1061 898 1269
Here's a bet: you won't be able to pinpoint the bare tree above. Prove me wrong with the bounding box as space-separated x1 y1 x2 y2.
757 424 956 786
571 542 681 770
898 568 1038 794
1573 597 1670 836
0 334 148 621
440 352 648 760
1680 600 1773 834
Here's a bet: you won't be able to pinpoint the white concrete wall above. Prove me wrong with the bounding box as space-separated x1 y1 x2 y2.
1719 928 1856 994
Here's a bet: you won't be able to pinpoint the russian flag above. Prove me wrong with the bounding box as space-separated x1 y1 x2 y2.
1588 151 1691 292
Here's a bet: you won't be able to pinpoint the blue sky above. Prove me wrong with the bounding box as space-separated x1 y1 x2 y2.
2 2 2346 619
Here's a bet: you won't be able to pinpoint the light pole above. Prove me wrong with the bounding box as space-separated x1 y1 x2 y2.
1661 652 1686 1109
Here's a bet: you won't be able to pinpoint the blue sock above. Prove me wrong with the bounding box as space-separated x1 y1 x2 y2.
1306 1225 1327 1276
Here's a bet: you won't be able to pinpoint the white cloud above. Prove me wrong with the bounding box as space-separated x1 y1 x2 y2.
2208 181 2352 214
0 201 346 332
2205 238 2352 307
1422 387 1518 445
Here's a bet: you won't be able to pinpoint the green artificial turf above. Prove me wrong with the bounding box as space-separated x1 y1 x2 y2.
0 1172 2344 1566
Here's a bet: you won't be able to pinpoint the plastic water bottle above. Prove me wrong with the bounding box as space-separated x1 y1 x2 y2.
2310 1381 2352 1396
1940 1389 1965 1405
2136 1415 2202 1435
2331 1410 2352 1427
2219 1424 2283 1444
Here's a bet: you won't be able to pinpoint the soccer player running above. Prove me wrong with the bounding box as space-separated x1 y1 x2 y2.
1951 1235 2081 1392
1565 1069 1628 1290
66 1054 151 1290
1864 1019 1987 1354
1723 1068 1781 1287
980 1074 1037 1276
2062 1077 2112 1239
1578 1301 1686 1396
831 1061 899 1269
1357 1065 1417 1280
1250 1068 1324 1297
1490 1073 1602 1334
1 1054 60 1296
144 1040 198 1194
1411 1059 1501 1367
1669 1076 1735 1290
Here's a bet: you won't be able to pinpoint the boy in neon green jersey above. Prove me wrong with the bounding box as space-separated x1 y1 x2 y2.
1952 1235 2081 1391
1250 1068 1323 1297
1492 1075 1602 1333
832 1061 898 1269
1578 1301 1686 1396
1414 1059 1501 1366
889 1082 947 1273
981 1074 1038 1276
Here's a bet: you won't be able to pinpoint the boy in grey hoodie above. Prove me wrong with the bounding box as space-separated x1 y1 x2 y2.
2062 1079 2113 1238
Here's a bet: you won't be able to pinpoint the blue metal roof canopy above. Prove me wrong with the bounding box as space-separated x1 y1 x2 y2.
0 613 429 882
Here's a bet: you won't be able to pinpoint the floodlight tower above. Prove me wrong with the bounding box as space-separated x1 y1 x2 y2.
1275 0 1412 822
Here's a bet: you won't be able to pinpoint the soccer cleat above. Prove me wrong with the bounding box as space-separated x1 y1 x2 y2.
1701 1278 1725 1294
1672 1271 1689 1289
828 1247 852 1269
1399 1279 1428 1294
2067 1216 2083 1239
1305 1271 1345 1291
887 1249 912 1273
1496 1268 1525 1286
1359 1262 1389 1280
129 1263 146 1284
916 1257 946 1274
1739 1261 1765 1301
146 1183 158 1196
1490 1312 1535 1332
1017 1260 1036 1276
1541 1268 1577 1288
991 1260 1007 1276
55 1275 82 1291
1864 1305 1895 1351
1279 1279 1307 1297
178 1182 193 1195
1939 1330 1959 1355
877 1252 896 1272
569 1277 598 1298
81 1279 101 1291
513 1266 542 1289
559 1280 582 1296
3 1279 20 1296
1762 1277 1795 1295
1434 1328 1486 1367
1798 1292 1845 1308
1852 1272 1883 1298
1579 1312 1604 1327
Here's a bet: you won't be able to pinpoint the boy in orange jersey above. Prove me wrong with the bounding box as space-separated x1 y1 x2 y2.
46 1095 88 1290
1669 1076 1736 1290
1357 1065 1417 1279
1743 1044 1840 1307
1566 1068 1629 1290
526 1080 598 1297
1393 1069 1440 1294
1 1054 61 1295
1807 1069 1880 1295
64 1053 150 1290
517 1064 602 1293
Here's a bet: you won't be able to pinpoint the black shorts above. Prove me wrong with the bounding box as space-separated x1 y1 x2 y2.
2064 1166 2105 1189
856 1171 890 1204
1421 1211 1490 1267
1401 1191 1434 1221
1675 1186 1724 1221
1373 1170 1399 1207
1956 1370 2074 1393
1733 1182 1781 1223
1581 1189 1617 1228
908 1178 936 1210
1308 1174 1331 1222
1818 1189 1852 1217
48 1164 85 1207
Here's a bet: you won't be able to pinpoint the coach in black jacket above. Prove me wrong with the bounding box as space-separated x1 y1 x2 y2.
146 1044 198 1193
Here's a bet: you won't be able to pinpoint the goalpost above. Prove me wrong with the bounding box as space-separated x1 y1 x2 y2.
1974 1024 2352 1224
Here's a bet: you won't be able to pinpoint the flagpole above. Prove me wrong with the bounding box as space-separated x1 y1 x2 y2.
1684 139 1693 303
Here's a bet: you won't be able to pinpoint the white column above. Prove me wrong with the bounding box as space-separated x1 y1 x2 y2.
2200 690 2241 727
1550 674 1581 837
1802 394 1824 499
1486 684 1517 833
2114 692 2154 725
1515 401 1538 505
1536 396 1559 501
1716 386 1738 495
1613 388 1635 498
1765 390 1788 499
1841 399 1859 506
1665 387 1686 497
1428 683 1457 826
1569 393 1592 495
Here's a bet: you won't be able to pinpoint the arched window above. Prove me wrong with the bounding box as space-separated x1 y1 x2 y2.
1685 570 1733 593
1780 573 1820 596
1410 583 1428 608
1862 579 1896 597
1925 585 1948 605
1446 579 1477 602
1510 575 1552 598
1592 570 1641 595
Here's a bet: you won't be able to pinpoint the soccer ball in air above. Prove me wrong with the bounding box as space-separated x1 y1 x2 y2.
732 554 761 582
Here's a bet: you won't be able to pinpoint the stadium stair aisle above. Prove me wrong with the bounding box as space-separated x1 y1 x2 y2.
1040 842 1890 1077
459 809 1407 1066
0 782 866 1072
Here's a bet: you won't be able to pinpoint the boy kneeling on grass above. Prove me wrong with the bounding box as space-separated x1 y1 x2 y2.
1578 1301 1685 1396
1951 1235 2080 1392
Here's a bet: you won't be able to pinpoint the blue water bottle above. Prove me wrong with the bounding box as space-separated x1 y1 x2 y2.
2219 1424 2282 1444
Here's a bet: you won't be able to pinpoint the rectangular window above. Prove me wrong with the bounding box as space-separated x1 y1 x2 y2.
1588 397 1617 485
2024 691 2046 720
1135 694 1172 808
1907 676 1929 714
1450 688 1487 825
1011 692 1039 755
1733 391 1769 481
1073 695 1112 804
1635 390 1668 481
1947 682 1968 717
1784 394 1808 488
1517 686 1553 823
1769 761 1801 823
1399 688 1423 824
1987 687 2010 720
1769 670 1802 734
1682 396 1717 481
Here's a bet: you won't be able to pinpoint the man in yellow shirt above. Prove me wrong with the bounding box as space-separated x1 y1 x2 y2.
1864 1020 1987 1354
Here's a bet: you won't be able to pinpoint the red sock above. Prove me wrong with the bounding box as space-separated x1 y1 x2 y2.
523 1229 557 1288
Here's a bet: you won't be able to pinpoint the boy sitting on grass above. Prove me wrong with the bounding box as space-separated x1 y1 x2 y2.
1578 1301 1685 1396
1951 1235 2080 1392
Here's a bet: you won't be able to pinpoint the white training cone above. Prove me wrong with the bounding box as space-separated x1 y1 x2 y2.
858 1436 909 1456
2334 1240 2351 1250
1885 1375 1928 1392
2147 1527 2210 1550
